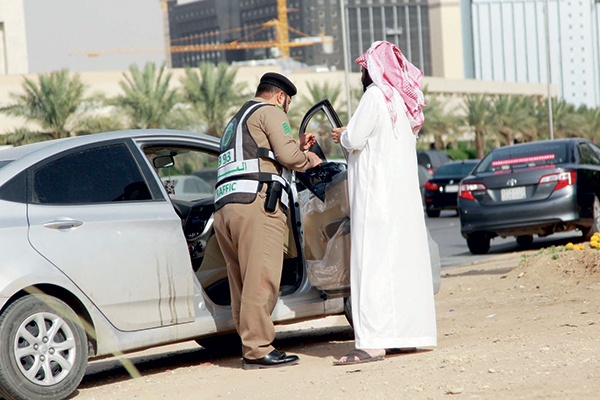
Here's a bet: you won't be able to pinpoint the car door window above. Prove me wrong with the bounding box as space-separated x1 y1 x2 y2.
152 148 218 201
33 143 151 204
299 99 346 162
579 143 600 166
590 143 600 166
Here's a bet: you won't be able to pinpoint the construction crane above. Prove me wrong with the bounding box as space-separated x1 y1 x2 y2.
72 0 331 60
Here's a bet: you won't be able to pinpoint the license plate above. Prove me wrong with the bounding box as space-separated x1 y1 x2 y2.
445 184 458 193
501 186 526 201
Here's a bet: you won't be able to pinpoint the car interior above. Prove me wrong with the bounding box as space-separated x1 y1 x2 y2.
143 145 309 307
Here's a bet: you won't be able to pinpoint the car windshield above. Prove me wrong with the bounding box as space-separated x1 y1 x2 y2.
434 162 476 178
475 142 569 173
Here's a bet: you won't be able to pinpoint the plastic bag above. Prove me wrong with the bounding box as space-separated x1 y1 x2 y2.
306 218 350 290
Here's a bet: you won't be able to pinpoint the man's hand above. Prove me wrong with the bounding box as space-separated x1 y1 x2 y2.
306 151 322 168
331 127 346 144
299 132 317 151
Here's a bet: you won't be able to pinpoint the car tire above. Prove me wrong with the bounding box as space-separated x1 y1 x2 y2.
426 209 441 218
516 235 534 247
0 294 88 400
466 235 490 254
582 196 600 241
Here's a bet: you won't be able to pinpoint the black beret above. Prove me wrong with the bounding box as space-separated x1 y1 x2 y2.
259 72 297 97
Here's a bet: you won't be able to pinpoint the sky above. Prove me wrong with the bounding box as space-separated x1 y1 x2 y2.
24 0 166 73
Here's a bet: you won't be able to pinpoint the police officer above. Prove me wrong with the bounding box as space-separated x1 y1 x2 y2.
213 72 321 369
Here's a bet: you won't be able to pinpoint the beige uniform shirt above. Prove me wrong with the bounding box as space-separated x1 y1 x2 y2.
246 97 313 174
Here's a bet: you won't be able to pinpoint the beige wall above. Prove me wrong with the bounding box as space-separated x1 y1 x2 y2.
428 0 464 79
0 66 554 135
0 0 28 75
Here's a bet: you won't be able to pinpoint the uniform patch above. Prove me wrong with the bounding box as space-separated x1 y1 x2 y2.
282 121 292 136
221 119 236 151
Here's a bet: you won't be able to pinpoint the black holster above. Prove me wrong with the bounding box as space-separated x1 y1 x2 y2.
264 181 282 213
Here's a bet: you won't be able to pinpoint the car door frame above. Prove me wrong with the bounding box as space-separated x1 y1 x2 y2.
26 138 195 331
291 99 351 299
299 99 347 162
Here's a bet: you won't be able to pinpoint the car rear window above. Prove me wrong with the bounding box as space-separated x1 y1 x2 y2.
475 142 570 173
434 162 477 177
33 143 152 204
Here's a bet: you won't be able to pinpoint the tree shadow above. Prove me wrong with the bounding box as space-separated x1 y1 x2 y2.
74 323 354 392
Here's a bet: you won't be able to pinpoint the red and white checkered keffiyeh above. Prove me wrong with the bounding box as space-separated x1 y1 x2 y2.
355 41 425 134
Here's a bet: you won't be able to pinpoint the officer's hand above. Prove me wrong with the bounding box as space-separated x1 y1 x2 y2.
331 127 346 144
299 132 317 151
306 151 323 168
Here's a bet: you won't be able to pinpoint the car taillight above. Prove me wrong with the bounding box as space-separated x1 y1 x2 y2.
538 170 576 191
424 181 439 191
459 182 487 201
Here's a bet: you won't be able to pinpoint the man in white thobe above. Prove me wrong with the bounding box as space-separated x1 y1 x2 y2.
332 41 437 365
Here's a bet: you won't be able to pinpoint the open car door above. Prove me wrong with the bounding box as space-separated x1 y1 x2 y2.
295 100 351 298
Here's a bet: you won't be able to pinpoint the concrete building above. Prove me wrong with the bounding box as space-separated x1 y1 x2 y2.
166 0 464 78
462 0 600 107
166 0 600 107
167 0 243 66
0 0 29 75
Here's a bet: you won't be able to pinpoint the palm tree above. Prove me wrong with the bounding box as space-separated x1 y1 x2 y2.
489 95 537 146
0 69 92 144
421 88 461 150
297 81 344 113
554 99 587 139
462 94 493 159
179 62 248 137
0 128 51 146
112 62 181 129
579 105 600 143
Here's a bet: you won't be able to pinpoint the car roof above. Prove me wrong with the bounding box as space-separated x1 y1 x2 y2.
441 159 479 165
417 149 453 166
435 159 478 168
0 129 218 160
488 138 582 152
433 159 479 175
0 129 220 183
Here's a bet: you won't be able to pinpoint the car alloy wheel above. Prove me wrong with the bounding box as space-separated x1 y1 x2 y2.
0 294 88 400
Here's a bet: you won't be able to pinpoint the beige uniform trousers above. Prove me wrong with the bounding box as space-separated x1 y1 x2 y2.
213 188 287 359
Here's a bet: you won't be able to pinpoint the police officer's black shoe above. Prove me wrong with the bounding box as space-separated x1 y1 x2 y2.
242 349 300 370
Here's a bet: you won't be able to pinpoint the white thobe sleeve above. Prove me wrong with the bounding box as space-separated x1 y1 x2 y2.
340 87 381 152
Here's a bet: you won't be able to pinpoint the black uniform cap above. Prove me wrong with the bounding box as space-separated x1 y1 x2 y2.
259 72 297 97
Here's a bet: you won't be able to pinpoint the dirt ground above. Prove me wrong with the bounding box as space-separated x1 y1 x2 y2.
74 245 600 400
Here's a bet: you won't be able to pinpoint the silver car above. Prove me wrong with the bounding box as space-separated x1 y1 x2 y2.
0 101 440 400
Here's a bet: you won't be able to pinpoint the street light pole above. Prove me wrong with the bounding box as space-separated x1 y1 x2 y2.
339 0 352 119
544 0 554 140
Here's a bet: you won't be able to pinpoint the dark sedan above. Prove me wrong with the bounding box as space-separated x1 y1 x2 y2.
424 160 479 217
458 139 600 254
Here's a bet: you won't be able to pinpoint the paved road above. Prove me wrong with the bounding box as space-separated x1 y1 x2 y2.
425 210 585 268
